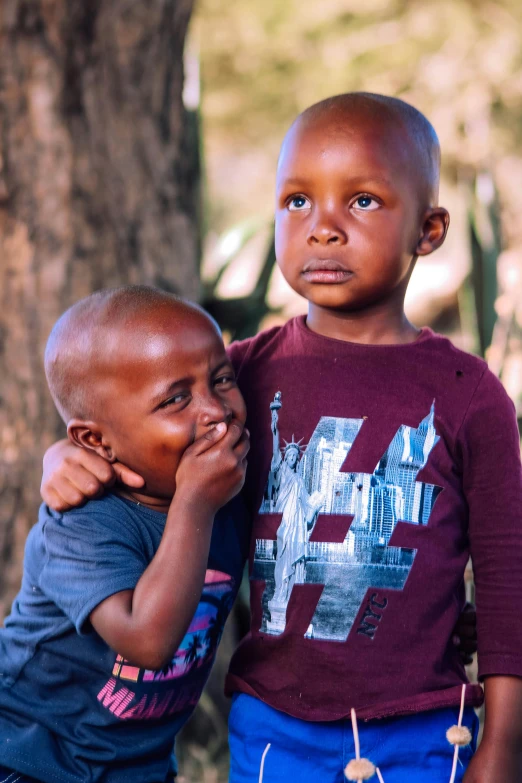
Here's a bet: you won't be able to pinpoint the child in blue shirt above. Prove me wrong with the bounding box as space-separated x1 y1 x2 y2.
0 286 249 782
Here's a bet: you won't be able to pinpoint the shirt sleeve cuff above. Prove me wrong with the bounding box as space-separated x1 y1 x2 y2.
73 573 143 635
478 654 522 681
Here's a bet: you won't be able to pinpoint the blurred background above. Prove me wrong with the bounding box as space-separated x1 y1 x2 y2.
1 0 521 780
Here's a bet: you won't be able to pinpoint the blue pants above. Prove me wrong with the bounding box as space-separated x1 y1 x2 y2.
228 694 479 783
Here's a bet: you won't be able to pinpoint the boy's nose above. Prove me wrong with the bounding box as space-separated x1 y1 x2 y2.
307 216 347 246
199 394 233 428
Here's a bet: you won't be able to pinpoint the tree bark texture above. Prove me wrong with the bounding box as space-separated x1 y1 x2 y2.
0 0 199 618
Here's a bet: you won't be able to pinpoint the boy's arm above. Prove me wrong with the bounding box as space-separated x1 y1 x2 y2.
90 493 216 670
89 421 249 670
459 370 522 782
463 676 522 782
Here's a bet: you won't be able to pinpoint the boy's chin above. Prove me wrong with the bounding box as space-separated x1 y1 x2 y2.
306 287 397 314
306 293 368 312
133 479 176 504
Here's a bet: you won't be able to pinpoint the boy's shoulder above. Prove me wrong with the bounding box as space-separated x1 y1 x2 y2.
37 493 161 554
398 330 516 438
227 319 293 374
41 492 144 528
422 329 510 400
418 328 489 382
418 328 486 366
23 497 130 578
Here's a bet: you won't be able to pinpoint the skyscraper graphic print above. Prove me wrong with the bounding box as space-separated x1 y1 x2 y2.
253 393 442 641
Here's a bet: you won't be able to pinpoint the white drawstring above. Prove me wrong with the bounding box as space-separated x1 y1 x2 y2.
258 742 271 783
344 708 380 781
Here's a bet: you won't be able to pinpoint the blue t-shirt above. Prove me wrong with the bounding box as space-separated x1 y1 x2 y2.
0 493 248 783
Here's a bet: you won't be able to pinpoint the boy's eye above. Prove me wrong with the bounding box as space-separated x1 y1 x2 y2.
160 392 188 408
353 195 380 211
214 374 236 388
287 195 311 211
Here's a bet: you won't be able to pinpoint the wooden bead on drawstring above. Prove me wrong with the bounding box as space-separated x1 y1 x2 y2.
344 758 376 780
446 725 472 747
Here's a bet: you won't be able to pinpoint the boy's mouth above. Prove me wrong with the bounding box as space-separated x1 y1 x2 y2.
302 259 354 284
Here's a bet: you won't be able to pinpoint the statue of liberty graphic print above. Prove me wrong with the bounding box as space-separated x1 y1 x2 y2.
254 393 442 641
263 392 324 630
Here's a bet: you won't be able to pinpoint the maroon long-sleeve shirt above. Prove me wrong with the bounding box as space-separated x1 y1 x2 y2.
225 317 522 721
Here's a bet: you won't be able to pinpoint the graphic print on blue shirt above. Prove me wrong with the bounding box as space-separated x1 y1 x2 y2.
252 392 442 641
98 569 235 720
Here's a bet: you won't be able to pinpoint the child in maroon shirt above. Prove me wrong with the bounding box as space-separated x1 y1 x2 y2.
41 94 522 782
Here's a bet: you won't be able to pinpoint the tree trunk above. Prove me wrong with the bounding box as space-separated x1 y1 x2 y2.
0 0 199 618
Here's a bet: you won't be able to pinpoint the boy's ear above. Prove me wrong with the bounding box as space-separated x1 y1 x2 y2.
416 207 450 256
67 420 116 463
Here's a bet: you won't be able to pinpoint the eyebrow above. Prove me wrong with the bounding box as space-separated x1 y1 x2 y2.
278 177 311 188
278 174 395 190
355 176 394 188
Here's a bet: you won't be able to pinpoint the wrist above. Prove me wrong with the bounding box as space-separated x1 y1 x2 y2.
480 730 522 753
169 488 218 521
469 740 522 781
481 675 522 751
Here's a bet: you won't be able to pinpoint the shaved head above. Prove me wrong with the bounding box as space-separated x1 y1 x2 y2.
279 92 441 206
45 286 218 423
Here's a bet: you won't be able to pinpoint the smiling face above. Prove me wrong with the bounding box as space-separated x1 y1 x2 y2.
275 107 445 320
83 305 246 502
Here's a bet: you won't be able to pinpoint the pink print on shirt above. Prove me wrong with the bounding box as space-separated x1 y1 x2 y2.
97 569 234 720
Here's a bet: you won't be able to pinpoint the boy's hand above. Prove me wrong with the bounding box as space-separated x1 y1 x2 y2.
41 439 144 511
452 602 477 665
175 420 250 513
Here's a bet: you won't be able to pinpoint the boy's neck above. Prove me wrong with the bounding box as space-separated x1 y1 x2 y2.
117 488 171 514
306 302 421 345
